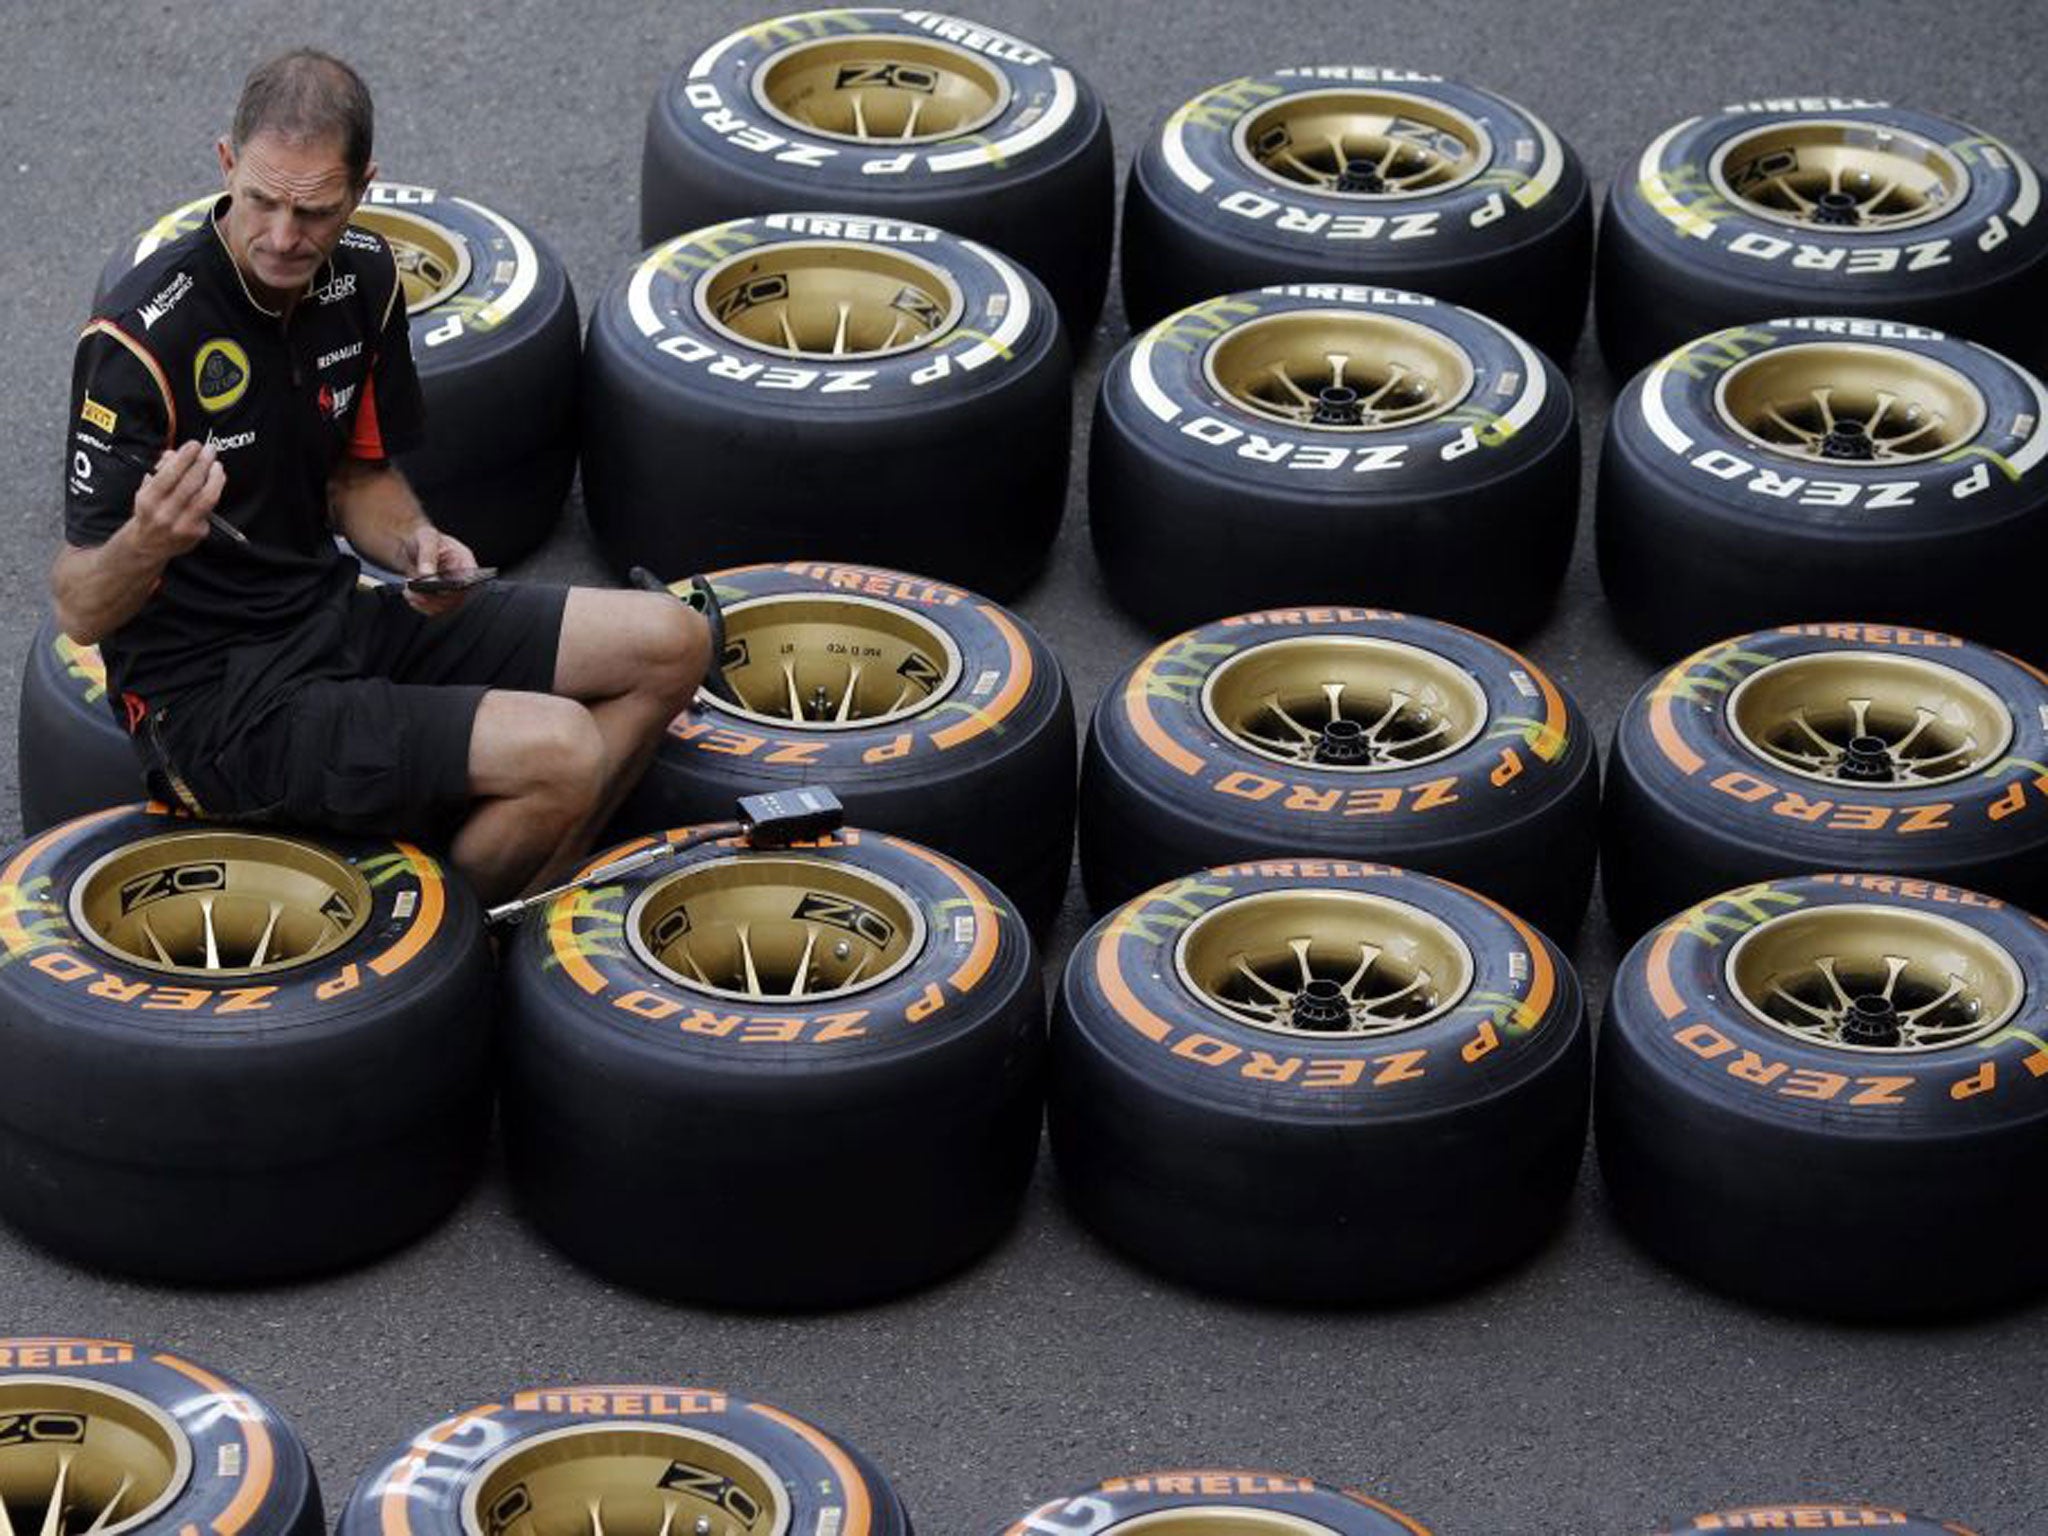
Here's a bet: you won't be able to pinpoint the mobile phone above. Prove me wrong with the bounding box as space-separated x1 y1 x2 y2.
405 566 498 594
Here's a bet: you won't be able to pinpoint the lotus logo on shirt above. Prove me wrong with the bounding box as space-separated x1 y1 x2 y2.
194 338 250 412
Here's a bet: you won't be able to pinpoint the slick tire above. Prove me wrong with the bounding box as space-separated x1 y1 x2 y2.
1651 1509 1978 1536
338 1386 910 1536
1052 862 1587 1304
0 1337 322 1536
503 827 1043 1308
612 561 1076 931
1091 286 1576 637
1599 319 2048 663
1602 624 2048 940
100 183 580 565
581 216 1070 600
641 7 1114 341
0 807 492 1283
1597 100 2048 380
17 616 140 835
1081 608 1599 943
1123 66 1592 360
1598 874 2048 1319
991 1471 1435 1535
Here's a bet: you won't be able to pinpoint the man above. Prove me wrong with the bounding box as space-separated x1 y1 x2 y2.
51 50 713 904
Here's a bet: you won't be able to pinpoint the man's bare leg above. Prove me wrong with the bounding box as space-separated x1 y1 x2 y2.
449 691 608 904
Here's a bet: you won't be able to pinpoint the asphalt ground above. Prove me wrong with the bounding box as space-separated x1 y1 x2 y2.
3 2 2046 1531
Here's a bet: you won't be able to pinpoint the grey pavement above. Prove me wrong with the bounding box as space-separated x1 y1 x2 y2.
2 2 2044 1531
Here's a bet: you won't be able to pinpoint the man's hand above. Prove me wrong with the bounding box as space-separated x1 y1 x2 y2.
130 441 226 560
399 525 482 615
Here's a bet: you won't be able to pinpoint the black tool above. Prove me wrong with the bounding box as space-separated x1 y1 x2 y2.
405 566 499 594
107 442 250 545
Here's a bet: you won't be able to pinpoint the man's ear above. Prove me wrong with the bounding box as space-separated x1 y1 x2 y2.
352 158 379 211
216 137 236 184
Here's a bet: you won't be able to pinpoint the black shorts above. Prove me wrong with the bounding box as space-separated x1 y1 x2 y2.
148 581 569 842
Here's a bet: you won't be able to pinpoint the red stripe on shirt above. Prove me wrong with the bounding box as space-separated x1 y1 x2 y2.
347 369 386 459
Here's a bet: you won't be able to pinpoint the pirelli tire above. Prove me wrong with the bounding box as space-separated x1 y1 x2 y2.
1597 100 2048 381
1052 862 1588 1304
1080 609 1599 944
0 806 492 1283
581 216 1070 600
613 562 1075 931
1091 286 1577 638
1602 624 2048 941
1599 320 2048 663
1650 1509 1979 1536
1599 874 2048 1319
336 1386 909 1536
100 182 579 566
0 1337 323 1536
1122 66 1593 360
641 8 1113 342
502 826 1043 1308
990 1471 1435 1535
17 617 140 835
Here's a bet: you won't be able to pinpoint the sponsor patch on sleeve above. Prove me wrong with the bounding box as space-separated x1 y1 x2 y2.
79 395 116 433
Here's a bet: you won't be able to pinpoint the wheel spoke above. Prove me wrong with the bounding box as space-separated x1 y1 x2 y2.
249 899 283 968
1898 976 1965 1024
736 923 762 995
1340 943 1382 997
1858 175 1898 214
1762 404 1822 444
835 662 862 723
1322 681 1345 722
587 1498 605 1536
1906 739 1973 772
1359 364 1410 409
1264 363 1316 405
776 308 801 352
1879 954 1910 1001
790 925 817 998
1788 708 1837 754
1325 133 1350 172
879 313 908 350
1767 173 1815 210
139 911 174 966
1288 936 1315 990
1879 415 1943 450
1768 983 1836 1022
1811 387 1836 432
1888 706 1938 756
850 93 870 138
1363 690 1412 738
1864 391 1897 431
1278 148 1326 182
1231 955 1294 1003
1260 694 1319 741
782 661 804 719
79 1478 136 1536
199 893 221 970
1813 956 1856 1012
40 1454 73 1536
1848 696 1873 739
831 300 852 356
1325 352 1349 391
900 96 923 139
656 1499 677 1536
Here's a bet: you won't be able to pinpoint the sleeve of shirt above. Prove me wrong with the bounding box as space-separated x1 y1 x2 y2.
346 248 426 460
64 320 174 548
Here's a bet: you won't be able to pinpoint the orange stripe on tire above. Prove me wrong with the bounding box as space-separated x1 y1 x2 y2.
932 604 1033 748
1645 921 1687 1019
888 837 999 991
1344 1490 1435 1535
0 807 127 959
1125 646 1203 776
747 1403 871 1536
1094 916 1175 1044
1463 884 1557 1027
1492 637 1569 762
155 1354 274 1536
378 1406 504 1536
368 842 445 976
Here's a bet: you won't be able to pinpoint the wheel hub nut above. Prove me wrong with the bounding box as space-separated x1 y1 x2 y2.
1838 733 1897 782
1291 977 1351 1031
1820 417 1877 460
1311 384 1367 426
1336 164 1388 194
1812 189 1863 225
1842 993 1904 1047
1314 716 1374 764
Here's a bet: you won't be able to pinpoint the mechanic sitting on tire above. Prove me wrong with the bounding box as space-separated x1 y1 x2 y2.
51 49 717 904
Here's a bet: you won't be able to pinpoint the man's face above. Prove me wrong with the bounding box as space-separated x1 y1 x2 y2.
213 129 369 302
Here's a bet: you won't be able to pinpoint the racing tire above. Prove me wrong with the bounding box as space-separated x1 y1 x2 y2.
581 216 1070 600
640 7 1114 342
1602 624 2048 940
1596 100 2048 380
1599 319 2048 663
1122 66 1592 360
1091 286 1576 638
1598 873 2048 1320
17 616 140 835
1080 608 1599 944
1052 862 1587 1304
612 561 1075 932
337 1385 910 1536
0 1337 322 1536
502 825 1043 1308
990 1471 1434 1535
0 806 492 1283
1650 1509 1978 1536
99 183 580 566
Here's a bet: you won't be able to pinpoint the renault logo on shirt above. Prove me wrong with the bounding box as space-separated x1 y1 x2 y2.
194 338 250 412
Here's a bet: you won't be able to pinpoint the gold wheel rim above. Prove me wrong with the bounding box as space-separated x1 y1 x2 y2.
68 832 373 978
1726 906 2022 1052
1234 88 1490 198
1175 890 1475 1038
1710 119 1969 232
1203 311 1473 432
1100 1514 1342 1535
0 1378 193 1536
1727 652 2013 790
1200 637 1489 773
350 206 472 313
626 856 925 1002
461 1422 791 1536
1714 343 1986 466
753 35 1009 144
695 243 961 360
709 593 962 730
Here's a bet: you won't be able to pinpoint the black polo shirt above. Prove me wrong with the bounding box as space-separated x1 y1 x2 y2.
64 195 425 731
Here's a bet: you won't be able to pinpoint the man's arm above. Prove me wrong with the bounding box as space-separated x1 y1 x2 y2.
329 457 478 613
52 443 225 644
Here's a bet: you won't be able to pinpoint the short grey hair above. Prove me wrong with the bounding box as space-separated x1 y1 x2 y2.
231 49 374 183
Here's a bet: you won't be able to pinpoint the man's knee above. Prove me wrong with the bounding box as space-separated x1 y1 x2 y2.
472 692 606 810
553 589 708 705
637 595 708 709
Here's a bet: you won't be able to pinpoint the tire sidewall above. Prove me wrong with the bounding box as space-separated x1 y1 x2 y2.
993 1471 1433 1535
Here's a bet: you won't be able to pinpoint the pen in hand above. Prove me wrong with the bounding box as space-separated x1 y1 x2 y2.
107 442 250 546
